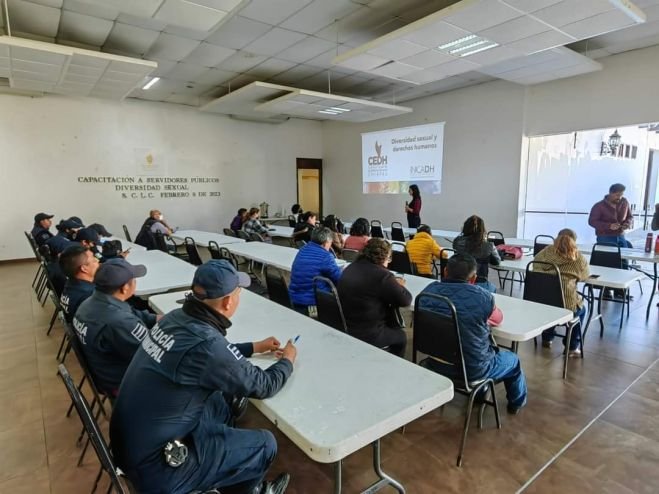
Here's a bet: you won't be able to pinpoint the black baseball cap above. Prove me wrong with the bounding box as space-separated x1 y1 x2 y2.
192 260 250 299
76 227 100 244
94 258 147 291
34 213 54 223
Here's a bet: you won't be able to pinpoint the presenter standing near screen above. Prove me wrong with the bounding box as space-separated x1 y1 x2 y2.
405 184 422 228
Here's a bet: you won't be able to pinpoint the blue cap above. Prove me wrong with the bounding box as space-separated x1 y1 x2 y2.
62 219 82 230
192 260 250 299
94 258 147 290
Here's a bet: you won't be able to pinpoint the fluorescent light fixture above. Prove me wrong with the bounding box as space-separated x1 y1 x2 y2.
437 34 477 50
318 109 340 115
449 39 488 55
459 42 499 57
609 0 647 23
328 107 351 112
142 77 160 90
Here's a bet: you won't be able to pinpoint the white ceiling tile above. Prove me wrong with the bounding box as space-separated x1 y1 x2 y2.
479 15 551 45
443 0 522 32
164 62 210 82
194 67 237 85
97 0 165 17
334 52 389 71
400 21 471 49
531 0 615 27
242 28 308 56
184 42 235 67
404 58 479 84
306 46 353 68
329 73 371 92
104 22 160 55
155 0 229 32
269 63 324 83
399 49 454 69
276 36 336 63
115 13 168 31
225 73 258 89
368 40 427 60
23 0 62 6
6 0 62 38
245 58 297 77
146 33 201 61
505 29 575 55
561 9 636 39
239 0 313 25
164 92 200 105
461 44 524 66
204 16 273 49
58 10 114 47
216 51 268 72
147 58 177 76
280 0 362 35
62 0 118 19
501 0 563 13
162 24 210 41
369 61 419 79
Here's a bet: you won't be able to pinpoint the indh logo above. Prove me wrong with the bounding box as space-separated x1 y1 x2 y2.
369 141 387 165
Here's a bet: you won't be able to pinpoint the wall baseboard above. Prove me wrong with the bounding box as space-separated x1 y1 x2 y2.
0 258 35 265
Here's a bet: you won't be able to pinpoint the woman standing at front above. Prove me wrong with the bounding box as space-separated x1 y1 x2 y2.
405 184 422 228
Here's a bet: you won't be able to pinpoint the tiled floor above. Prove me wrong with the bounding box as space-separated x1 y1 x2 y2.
2 260 659 493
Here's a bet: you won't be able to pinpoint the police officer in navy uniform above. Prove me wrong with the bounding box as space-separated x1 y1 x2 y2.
110 260 296 494
73 258 158 397
46 219 81 256
59 245 100 323
31 212 54 246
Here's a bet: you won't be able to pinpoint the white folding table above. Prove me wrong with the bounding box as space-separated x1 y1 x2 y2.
149 289 454 494
226 241 346 272
399 273 573 351
172 230 245 246
125 249 196 297
265 225 294 239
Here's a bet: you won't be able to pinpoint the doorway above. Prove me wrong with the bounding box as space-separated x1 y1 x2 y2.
296 158 322 217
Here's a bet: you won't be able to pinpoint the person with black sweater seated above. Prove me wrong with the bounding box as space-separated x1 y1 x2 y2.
293 211 317 243
337 238 412 357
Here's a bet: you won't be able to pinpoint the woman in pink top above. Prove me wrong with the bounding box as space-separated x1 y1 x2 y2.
344 217 370 252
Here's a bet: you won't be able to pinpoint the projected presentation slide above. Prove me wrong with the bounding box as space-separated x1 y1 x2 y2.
362 122 444 194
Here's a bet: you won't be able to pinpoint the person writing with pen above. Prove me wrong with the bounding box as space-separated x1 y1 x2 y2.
110 260 296 494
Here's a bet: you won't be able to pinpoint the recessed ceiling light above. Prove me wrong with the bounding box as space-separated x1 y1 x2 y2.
142 77 160 90
318 109 341 115
459 42 499 57
437 34 477 51
328 107 351 112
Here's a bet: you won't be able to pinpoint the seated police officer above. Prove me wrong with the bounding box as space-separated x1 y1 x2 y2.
110 260 296 494
75 227 101 253
31 212 54 246
46 219 81 256
73 258 158 397
59 245 100 323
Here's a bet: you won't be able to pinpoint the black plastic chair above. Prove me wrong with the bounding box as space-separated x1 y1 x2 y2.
589 243 631 331
236 230 250 241
486 231 505 247
265 265 291 308
390 222 406 242
342 248 359 262
389 242 416 275
533 235 554 256
60 322 113 469
524 261 582 378
436 248 456 280
371 220 384 239
413 293 501 467
155 231 188 261
122 224 132 243
57 363 128 494
288 215 296 227
184 237 203 266
208 240 222 260
294 239 307 249
25 231 47 294
249 232 265 242
313 276 348 332
223 228 237 237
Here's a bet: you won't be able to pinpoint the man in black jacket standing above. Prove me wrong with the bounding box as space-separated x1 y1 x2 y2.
110 260 296 494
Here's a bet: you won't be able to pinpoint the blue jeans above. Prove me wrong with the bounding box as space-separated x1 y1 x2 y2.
422 349 527 409
485 350 527 409
542 305 586 351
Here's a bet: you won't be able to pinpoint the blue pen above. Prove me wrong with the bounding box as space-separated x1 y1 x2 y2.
293 335 300 343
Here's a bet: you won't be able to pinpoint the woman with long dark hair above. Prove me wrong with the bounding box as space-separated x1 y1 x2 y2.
405 184 422 228
452 215 501 292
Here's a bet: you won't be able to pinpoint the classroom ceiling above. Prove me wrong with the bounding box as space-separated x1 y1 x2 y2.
0 0 658 111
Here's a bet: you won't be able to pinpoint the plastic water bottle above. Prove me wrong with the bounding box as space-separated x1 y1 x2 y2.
646 233 653 253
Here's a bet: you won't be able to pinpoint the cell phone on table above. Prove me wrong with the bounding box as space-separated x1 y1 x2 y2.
589 274 600 279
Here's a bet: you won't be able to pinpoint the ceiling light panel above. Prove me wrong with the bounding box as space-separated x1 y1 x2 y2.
0 35 157 99
332 0 646 86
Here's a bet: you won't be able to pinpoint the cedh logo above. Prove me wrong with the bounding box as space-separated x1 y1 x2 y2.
368 141 388 165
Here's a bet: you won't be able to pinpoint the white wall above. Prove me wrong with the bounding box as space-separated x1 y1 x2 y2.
322 80 527 236
0 94 322 260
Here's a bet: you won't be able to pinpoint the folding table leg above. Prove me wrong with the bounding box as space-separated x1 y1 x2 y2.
333 440 406 494
646 263 658 320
